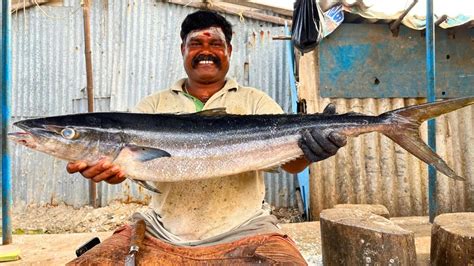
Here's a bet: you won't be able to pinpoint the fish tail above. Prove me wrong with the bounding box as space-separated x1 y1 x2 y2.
379 96 474 182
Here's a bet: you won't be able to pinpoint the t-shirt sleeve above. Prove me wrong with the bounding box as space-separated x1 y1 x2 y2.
132 94 160 113
254 92 285 115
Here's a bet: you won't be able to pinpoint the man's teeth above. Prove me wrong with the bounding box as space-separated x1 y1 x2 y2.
199 60 214 65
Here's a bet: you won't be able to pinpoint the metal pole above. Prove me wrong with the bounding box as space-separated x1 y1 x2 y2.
82 0 97 207
425 0 437 222
2 0 13 244
285 22 309 220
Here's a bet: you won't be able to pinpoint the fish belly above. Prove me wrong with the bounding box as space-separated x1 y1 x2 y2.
115 135 302 182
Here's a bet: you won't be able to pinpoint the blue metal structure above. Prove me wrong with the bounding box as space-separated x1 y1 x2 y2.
318 24 473 98
285 24 310 218
426 0 437 223
2 0 13 244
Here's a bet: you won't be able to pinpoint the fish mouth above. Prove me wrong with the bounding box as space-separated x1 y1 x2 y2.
8 132 38 149
9 119 56 149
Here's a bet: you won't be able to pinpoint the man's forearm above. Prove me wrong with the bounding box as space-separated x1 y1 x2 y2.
281 156 310 174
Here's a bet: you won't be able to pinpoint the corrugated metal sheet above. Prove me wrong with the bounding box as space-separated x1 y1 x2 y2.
5 1 297 208
299 51 474 218
246 29 297 208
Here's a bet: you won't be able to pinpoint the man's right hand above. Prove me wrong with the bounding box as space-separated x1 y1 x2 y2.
66 159 127 184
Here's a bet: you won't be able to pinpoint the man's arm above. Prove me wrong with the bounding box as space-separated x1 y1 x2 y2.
255 97 348 174
282 130 347 174
282 157 309 174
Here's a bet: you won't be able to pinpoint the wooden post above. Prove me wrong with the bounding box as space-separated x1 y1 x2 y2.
298 50 320 220
82 0 97 208
320 208 417 265
299 49 334 220
430 212 474 265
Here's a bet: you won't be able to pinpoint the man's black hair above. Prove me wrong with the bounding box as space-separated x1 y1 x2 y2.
180 10 233 44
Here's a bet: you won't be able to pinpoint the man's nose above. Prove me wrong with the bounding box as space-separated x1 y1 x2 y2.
200 42 213 51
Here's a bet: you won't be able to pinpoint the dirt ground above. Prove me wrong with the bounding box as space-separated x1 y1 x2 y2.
5 203 431 265
12 202 148 234
11 202 303 234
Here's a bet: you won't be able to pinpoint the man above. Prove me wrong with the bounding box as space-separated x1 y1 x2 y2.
67 10 346 265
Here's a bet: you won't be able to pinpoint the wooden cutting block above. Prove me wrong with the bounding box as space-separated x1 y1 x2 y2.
431 212 474 266
334 204 390 218
320 208 416 266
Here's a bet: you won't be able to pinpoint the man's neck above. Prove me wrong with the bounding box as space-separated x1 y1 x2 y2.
184 79 227 103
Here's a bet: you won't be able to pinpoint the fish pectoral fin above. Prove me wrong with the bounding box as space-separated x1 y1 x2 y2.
130 179 161 193
195 108 228 116
262 166 281 173
124 144 171 162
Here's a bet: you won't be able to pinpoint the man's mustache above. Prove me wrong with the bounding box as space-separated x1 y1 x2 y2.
191 54 222 69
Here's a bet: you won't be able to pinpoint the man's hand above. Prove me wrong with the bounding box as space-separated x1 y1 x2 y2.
66 159 126 184
298 103 347 163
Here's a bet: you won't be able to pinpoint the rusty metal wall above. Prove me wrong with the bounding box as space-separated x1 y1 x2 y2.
299 51 474 219
318 24 474 98
5 1 297 208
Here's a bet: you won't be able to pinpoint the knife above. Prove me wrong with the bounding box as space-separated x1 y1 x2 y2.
125 219 146 266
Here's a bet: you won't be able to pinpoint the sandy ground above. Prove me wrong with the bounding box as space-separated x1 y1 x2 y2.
3 203 431 265
2 217 431 265
2 231 113 265
11 202 303 234
11 202 149 234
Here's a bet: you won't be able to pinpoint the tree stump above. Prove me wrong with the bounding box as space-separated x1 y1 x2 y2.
334 204 391 219
430 212 474 265
320 208 416 266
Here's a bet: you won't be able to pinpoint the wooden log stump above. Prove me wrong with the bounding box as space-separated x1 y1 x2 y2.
320 208 416 266
334 204 391 219
430 212 474 265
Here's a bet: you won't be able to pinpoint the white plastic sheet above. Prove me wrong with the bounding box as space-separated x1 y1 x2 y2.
247 0 474 29
340 0 474 29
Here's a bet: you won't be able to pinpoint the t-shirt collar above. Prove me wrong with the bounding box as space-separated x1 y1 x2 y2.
171 78 239 93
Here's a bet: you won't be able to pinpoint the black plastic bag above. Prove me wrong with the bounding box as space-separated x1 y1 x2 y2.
291 0 324 53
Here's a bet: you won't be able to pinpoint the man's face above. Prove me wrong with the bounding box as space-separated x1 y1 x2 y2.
181 27 232 84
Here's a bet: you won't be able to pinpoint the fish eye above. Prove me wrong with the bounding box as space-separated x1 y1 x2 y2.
61 128 78 140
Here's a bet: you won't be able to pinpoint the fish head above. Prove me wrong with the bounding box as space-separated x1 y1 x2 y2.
8 115 123 163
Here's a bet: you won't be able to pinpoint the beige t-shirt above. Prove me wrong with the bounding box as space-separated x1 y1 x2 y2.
134 78 284 241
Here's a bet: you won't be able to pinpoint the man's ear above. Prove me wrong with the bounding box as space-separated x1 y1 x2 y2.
227 43 233 56
181 42 185 55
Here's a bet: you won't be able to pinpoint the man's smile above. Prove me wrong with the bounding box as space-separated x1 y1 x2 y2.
198 60 214 65
191 54 222 69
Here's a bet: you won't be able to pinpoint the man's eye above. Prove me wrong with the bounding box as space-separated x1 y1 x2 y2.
189 42 201 47
211 42 224 48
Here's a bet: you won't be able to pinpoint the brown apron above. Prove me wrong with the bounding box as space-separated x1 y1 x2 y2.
67 225 307 265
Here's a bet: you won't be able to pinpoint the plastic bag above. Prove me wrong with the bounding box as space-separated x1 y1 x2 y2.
291 0 325 53
323 4 345 37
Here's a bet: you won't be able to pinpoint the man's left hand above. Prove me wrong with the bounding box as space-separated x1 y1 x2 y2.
298 103 347 163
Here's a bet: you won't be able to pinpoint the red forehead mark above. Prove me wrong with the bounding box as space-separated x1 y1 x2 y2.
203 32 211 37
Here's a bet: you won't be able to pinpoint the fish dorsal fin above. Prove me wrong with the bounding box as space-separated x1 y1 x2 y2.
196 108 228 116
125 144 171 162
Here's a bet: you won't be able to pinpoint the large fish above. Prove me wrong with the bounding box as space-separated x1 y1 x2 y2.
8 97 474 193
